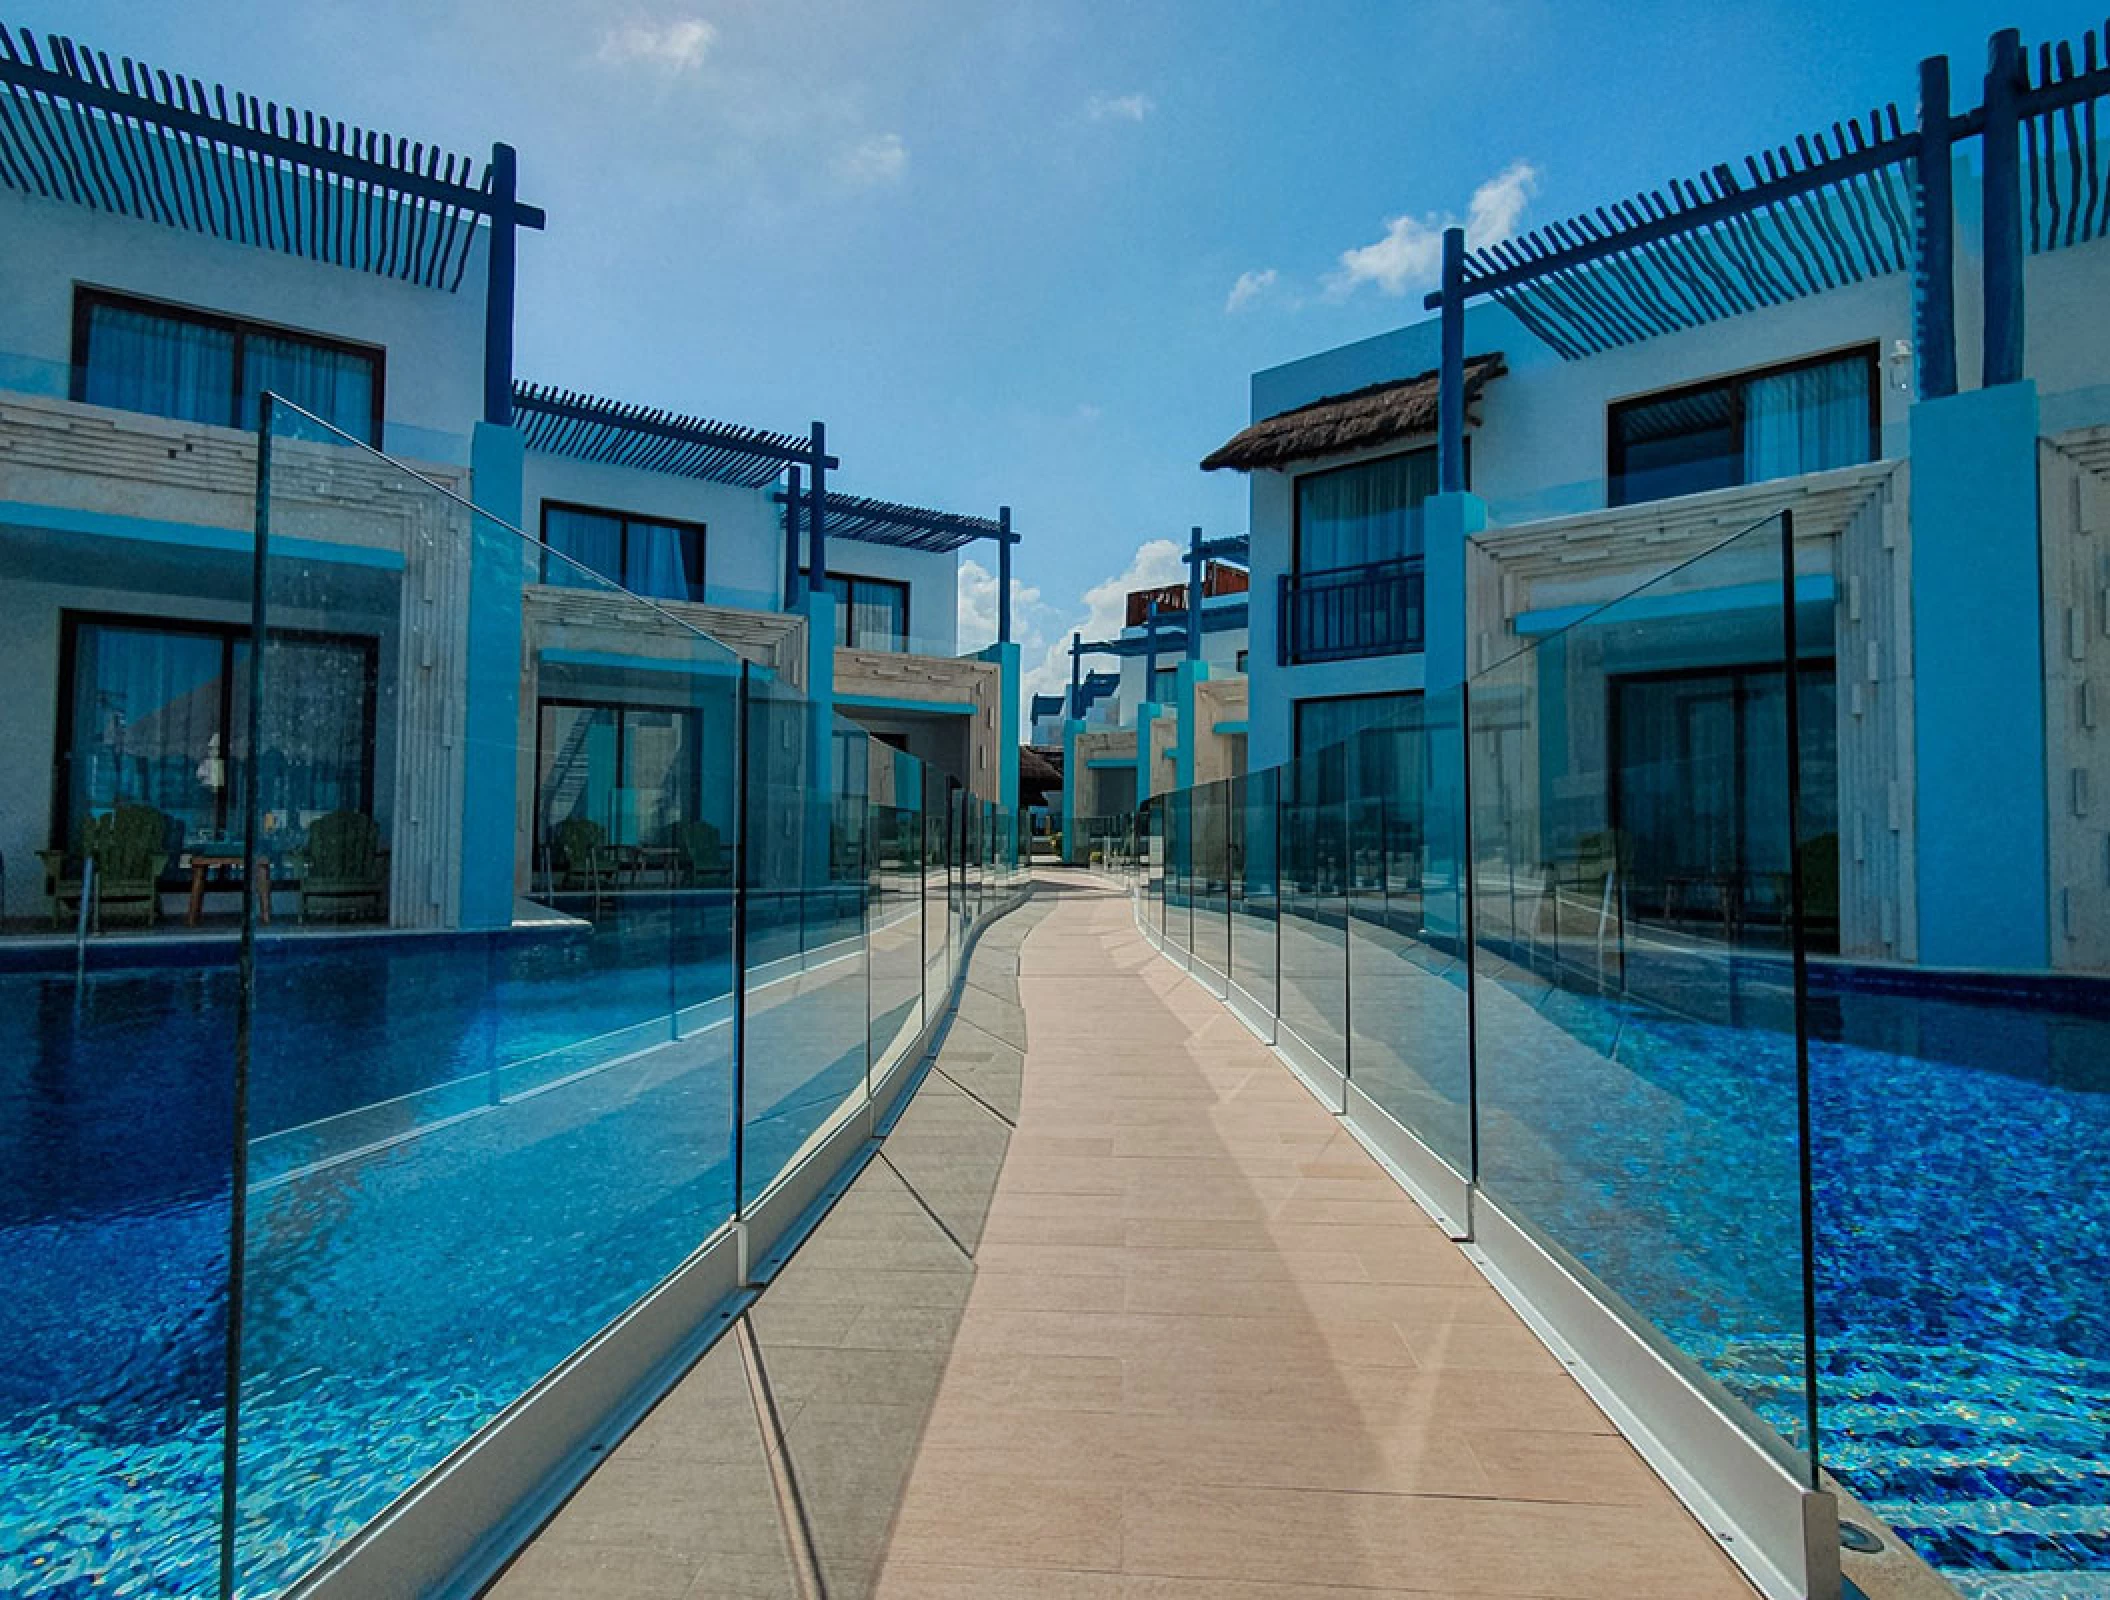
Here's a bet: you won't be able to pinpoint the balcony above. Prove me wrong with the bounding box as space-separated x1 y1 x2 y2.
1277 556 1424 665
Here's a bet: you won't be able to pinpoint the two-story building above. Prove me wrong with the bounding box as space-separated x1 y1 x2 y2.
0 34 1019 934
1206 37 2110 975
1060 537 1251 857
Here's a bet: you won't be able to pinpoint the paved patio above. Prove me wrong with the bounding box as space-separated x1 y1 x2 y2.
485 873 1758 1600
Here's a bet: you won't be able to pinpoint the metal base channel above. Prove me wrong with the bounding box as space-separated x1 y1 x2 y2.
1340 1082 1469 1241
1465 1197 1840 1600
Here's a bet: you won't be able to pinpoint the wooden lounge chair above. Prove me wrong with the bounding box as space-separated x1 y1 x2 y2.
677 820 730 887
553 818 618 896
39 804 173 931
294 810 387 923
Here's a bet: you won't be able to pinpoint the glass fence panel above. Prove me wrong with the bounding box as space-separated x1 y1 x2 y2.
238 399 744 1590
739 684 870 1207
1144 799 1165 934
2 389 244 1589
868 744 924 1071
1345 689 1473 1174
1229 767 1279 1014
1467 511 1817 1477
1278 756 1348 1073
923 770 953 1001
1191 780 1231 980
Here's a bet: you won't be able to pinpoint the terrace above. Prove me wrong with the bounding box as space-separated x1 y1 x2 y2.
4 15 2109 1600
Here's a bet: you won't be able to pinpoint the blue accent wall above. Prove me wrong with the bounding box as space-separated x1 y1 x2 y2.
462 422 527 929
1910 382 2048 969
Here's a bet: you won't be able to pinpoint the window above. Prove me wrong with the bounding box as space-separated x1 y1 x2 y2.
73 289 383 445
56 614 376 851
536 700 702 848
1292 692 1422 805
1608 347 1877 507
806 571 911 652
1151 666 1178 703
1610 663 1839 948
1293 447 1438 577
1235 649 1249 674
542 502 707 603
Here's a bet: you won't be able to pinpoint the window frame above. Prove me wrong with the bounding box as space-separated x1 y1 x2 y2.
803 568 914 652
70 284 387 446
52 608 380 850
1291 690 1424 762
1605 343 1881 509
532 695 707 846
539 499 710 602
1290 441 1452 581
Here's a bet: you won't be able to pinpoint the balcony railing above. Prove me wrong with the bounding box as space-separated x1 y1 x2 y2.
1277 556 1424 665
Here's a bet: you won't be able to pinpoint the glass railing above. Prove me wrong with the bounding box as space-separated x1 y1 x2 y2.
0 394 1023 1599
1131 508 1824 1498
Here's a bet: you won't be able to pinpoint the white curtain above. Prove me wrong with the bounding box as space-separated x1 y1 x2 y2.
1743 356 1869 482
82 304 236 427
1294 450 1437 574
625 520 704 602
243 333 378 444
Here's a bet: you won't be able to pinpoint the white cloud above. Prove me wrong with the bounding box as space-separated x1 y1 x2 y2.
1466 160 1538 250
838 132 908 186
957 558 1045 656
1020 538 1187 726
1224 267 1278 314
596 16 716 72
1328 159 1538 299
1087 91 1155 123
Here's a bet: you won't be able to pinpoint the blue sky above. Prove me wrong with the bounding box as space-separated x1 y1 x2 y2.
55 0 2095 705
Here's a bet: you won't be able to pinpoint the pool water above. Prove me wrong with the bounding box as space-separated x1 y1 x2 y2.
1469 953 2110 1595
0 892 887 1598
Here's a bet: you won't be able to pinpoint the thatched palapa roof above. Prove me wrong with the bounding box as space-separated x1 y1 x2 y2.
1200 353 1506 473
1019 745 1063 806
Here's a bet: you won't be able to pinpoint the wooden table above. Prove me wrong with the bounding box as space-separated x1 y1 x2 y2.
184 851 272 927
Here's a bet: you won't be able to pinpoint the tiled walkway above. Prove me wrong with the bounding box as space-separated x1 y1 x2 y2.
485 874 1759 1600
870 876 1757 1600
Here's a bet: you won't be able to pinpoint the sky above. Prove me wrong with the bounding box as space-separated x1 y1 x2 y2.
53 0 2097 716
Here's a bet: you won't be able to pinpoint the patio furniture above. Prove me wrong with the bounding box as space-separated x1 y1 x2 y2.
293 811 387 923
553 818 618 896
677 820 730 887
39 804 174 931
183 850 273 928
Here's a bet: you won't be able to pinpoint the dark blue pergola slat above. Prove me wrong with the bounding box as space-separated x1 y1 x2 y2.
0 22 543 292
795 490 1010 554
515 383 828 491
1427 104 1921 361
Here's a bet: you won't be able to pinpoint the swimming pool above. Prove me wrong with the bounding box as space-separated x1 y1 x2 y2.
1259 904 2110 1598
0 890 896 1598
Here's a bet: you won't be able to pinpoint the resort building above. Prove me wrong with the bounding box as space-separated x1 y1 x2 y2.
0 44 1019 935
1207 46 2110 975
1061 530 1250 856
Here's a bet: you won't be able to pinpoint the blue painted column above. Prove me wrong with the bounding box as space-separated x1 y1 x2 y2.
482 143 518 427
1981 29 2027 389
1909 383 2048 968
802 586 838 918
1913 55 1958 401
1134 703 1161 807
997 507 1014 645
1437 226 1467 495
1062 715 1083 862
1422 488 1486 942
977 640 1020 863
462 421 527 928
783 465 804 608
1186 525 1204 662
1067 631 1083 718
1175 660 1210 792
